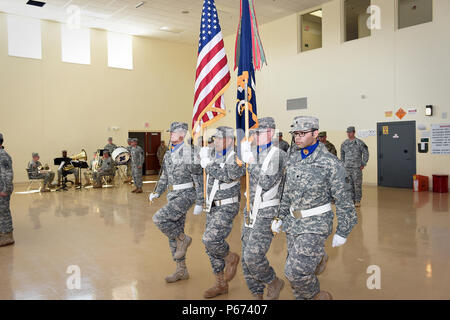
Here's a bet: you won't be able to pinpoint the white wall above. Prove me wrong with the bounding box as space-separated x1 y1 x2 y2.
0 14 197 182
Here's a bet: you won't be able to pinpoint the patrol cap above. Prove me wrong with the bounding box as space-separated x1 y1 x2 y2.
214 126 234 139
127 138 132 142
108 137 113 140
167 122 188 133
290 116 319 132
347 126 355 133
32 152 39 157
131 138 138 142
318 131 327 137
255 117 276 132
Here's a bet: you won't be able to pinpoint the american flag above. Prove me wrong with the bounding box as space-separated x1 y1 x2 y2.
192 0 231 139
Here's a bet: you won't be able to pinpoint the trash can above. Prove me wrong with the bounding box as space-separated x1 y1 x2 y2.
432 175 448 193
413 175 429 192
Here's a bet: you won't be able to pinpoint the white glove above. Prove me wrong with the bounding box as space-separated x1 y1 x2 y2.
199 147 211 158
200 147 212 168
332 234 347 247
240 141 254 164
149 193 159 202
201 157 212 169
271 219 282 234
193 205 203 215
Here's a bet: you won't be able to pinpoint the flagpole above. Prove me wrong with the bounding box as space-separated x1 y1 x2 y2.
202 127 207 210
244 79 250 214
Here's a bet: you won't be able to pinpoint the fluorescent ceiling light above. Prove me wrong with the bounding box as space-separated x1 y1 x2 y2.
310 10 322 18
159 26 183 34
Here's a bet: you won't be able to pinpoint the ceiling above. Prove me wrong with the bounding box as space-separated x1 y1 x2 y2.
0 0 331 44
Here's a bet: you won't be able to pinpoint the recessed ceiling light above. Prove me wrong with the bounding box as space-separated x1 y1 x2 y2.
26 0 46 7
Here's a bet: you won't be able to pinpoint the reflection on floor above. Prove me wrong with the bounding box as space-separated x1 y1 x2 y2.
0 177 449 300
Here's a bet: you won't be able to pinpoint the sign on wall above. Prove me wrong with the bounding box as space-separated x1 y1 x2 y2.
431 124 450 155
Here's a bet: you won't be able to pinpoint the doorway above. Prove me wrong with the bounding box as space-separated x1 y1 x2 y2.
377 121 416 188
128 132 161 175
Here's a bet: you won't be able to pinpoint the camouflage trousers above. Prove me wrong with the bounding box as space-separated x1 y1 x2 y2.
202 202 239 274
0 195 13 234
285 233 327 300
241 209 277 295
35 171 55 186
152 189 196 262
131 165 143 188
346 167 363 202
93 170 114 185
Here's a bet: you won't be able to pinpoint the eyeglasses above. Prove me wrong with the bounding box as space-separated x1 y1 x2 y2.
292 130 315 137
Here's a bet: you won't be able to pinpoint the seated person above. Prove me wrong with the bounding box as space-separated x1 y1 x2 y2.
28 152 55 192
92 150 115 188
57 150 80 186
84 151 98 186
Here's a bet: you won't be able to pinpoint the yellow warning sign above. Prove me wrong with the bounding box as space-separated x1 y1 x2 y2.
383 126 389 135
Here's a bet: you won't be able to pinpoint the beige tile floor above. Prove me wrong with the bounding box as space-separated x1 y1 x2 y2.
0 177 449 300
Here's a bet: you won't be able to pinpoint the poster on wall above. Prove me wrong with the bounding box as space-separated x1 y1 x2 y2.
357 129 376 139
431 124 450 154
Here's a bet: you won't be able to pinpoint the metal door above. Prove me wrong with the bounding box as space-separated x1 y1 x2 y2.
377 121 416 188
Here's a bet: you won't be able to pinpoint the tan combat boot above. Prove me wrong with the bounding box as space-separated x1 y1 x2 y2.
204 272 228 299
313 290 333 300
253 293 264 300
224 252 240 282
315 252 328 275
0 232 15 247
165 261 189 283
135 188 143 194
266 276 284 300
173 234 192 260
131 188 137 193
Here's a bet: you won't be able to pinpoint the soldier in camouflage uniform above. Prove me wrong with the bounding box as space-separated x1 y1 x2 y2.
92 151 115 188
272 116 358 300
0 133 14 247
130 138 145 193
199 126 244 298
149 122 203 283
57 150 80 186
104 137 117 155
318 131 337 156
124 138 132 184
273 132 290 152
157 141 167 168
28 152 55 192
340 126 369 207
240 117 287 300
